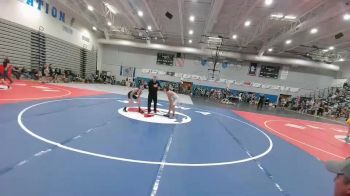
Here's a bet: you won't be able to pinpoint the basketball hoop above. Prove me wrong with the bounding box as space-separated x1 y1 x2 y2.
204 36 224 81
207 36 223 51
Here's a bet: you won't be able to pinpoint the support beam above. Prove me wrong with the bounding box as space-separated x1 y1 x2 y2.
98 38 339 71
177 0 185 45
241 16 271 47
117 0 143 27
283 21 350 53
243 0 316 48
203 0 225 35
259 0 349 56
333 40 350 49
62 0 102 30
141 0 165 40
106 1 136 28
104 30 110 40
231 0 261 35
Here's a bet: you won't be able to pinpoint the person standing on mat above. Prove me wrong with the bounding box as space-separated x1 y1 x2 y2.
123 84 146 113
257 94 265 110
1 57 13 88
148 76 161 114
164 86 179 118
346 116 350 142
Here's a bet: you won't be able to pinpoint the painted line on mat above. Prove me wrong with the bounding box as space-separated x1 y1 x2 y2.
0 123 108 177
217 118 287 195
31 86 51 89
150 127 175 196
286 109 346 125
0 85 71 101
18 97 273 167
195 111 211 115
285 123 306 130
264 120 345 159
331 128 347 133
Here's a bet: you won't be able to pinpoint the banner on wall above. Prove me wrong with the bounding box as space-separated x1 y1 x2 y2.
175 58 185 67
175 73 183 78
248 63 257 76
142 69 150 73
158 71 166 75
199 75 207 81
243 81 252 86
166 71 175 76
201 59 208 66
222 62 229 69
120 66 135 77
182 74 191 79
280 66 289 80
191 75 200 80
138 70 303 94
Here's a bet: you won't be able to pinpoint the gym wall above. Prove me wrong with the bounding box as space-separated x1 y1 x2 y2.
0 18 96 77
0 0 95 50
340 65 350 79
101 45 337 96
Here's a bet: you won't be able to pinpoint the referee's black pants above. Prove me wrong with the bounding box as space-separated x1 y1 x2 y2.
148 94 157 113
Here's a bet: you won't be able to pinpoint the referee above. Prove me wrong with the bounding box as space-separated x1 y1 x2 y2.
148 76 160 114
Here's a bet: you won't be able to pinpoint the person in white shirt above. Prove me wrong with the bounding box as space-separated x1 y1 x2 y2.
164 86 179 118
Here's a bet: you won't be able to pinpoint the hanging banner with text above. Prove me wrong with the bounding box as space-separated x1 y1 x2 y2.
248 63 257 76
120 66 135 78
280 66 289 80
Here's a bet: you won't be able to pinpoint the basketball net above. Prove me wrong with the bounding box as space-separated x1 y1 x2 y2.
207 38 223 81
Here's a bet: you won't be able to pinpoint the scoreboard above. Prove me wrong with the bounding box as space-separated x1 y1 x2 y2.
259 65 280 79
156 53 174 66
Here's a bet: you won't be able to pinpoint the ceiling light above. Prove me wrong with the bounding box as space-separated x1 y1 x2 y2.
244 20 251 27
265 0 273 6
155 37 158 40
329 46 335 50
189 15 195 22
147 25 152 30
189 30 193 35
107 21 112 26
323 49 329 52
104 3 117 14
344 14 350 21
285 39 292 44
284 15 296 20
232 34 237 39
268 48 273 52
92 26 97 31
138 11 143 17
310 28 318 34
271 14 284 18
188 39 192 44
340 58 345 62
87 5 94 11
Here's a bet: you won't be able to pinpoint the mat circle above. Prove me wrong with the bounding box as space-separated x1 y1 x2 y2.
18 97 273 167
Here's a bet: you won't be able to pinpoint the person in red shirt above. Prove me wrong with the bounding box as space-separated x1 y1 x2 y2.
1 57 13 88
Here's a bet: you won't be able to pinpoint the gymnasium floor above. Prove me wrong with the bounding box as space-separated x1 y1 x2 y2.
0 81 349 196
